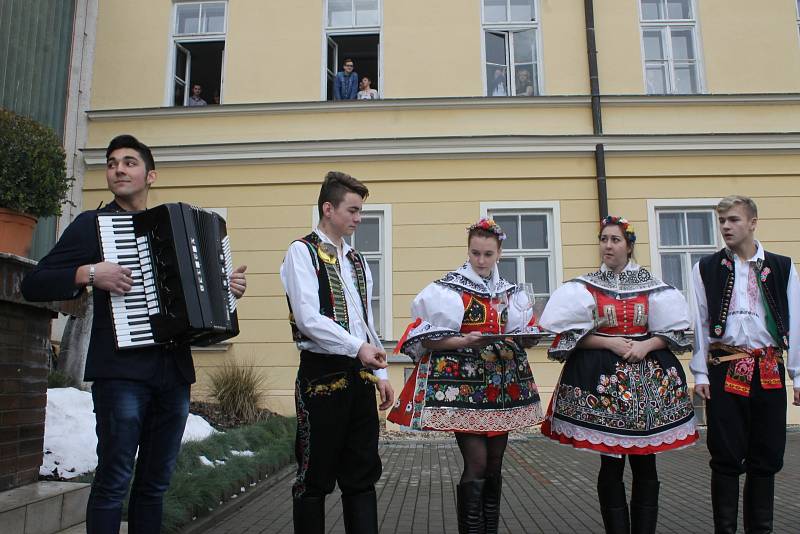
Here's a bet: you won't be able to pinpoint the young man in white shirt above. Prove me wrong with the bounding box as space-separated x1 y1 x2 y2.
280 171 394 534
691 195 800 534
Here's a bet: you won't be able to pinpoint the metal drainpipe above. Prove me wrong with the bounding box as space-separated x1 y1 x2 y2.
584 0 608 218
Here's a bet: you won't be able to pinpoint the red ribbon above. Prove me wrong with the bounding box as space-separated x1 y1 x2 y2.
394 317 422 354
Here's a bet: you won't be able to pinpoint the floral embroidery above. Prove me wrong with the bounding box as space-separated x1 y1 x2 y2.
388 282 543 432
760 266 771 282
292 380 312 498
305 374 348 397
552 358 693 432
721 258 733 271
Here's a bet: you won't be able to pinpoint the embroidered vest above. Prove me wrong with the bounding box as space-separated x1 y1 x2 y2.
459 292 508 335
586 286 648 336
287 232 370 343
698 248 791 348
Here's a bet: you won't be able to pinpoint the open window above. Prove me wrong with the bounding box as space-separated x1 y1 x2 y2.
325 34 379 100
171 2 226 106
324 0 381 100
482 0 541 96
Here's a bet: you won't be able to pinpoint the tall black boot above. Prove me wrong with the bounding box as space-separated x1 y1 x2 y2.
483 474 502 534
341 489 379 534
597 480 630 534
711 471 740 534
630 479 659 534
743 474 774 534
293 496 325 534
457 479 485 534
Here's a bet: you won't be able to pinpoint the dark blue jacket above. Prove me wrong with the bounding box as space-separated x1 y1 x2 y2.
334 71 359 100
21 200 195 384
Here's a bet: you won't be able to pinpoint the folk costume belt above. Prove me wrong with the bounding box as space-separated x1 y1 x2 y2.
708 343 783 397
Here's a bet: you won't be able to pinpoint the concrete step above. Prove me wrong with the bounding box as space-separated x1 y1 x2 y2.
0 481 90 534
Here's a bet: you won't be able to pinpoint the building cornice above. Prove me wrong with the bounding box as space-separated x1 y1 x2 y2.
85 93 800 120
82 133 800 167
601 93 800 107
86 95 590 119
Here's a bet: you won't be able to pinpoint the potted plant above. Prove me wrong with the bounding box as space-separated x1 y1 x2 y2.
0 108 72 256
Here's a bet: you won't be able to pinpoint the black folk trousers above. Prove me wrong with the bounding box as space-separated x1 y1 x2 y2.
292 351 382 500
705 359 787 477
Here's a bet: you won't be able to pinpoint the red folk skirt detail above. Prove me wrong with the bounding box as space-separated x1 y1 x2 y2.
540 347 698 455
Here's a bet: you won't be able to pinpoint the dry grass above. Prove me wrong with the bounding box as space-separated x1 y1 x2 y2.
208 361 265 424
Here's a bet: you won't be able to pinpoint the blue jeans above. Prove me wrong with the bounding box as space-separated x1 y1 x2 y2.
86 378 190 534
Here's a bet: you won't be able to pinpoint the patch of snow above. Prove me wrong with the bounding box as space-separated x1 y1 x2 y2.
41 388 219 478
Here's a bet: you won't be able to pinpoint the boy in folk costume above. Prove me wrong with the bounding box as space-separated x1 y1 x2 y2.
691 195 800 534
280 172 394 534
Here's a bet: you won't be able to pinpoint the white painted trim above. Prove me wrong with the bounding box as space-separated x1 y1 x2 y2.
89 93 800 120
691 0 708 94
61 0 97 231
371 203 393 340
479 200 563 289
534 0 544 95
310 203 394 340
82 133 800 167
645 197 721 279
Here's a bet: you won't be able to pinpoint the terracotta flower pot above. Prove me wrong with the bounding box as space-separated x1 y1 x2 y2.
0 208 38 257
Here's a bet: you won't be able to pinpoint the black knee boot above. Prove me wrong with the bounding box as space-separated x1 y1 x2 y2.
293 496 325 534
597 480 630 534
483 475 502 534
743 474 774 534
711 471 739 534
457 479 485 534
630 479 659 534
342 489 379 534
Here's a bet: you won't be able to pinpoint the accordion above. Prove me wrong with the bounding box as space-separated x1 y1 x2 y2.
97 202 239 349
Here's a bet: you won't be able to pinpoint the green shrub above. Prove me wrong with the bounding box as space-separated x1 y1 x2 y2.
160 415 296 532
208 361 265 424
0 108 72 217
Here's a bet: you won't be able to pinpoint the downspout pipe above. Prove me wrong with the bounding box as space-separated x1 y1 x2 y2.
584 0 608 218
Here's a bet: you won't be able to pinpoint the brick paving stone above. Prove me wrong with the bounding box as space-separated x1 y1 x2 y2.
202 431 800 533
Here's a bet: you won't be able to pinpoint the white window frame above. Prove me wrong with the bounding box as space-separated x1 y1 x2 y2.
637 0 705 95
647 198 721 317
480 0 544 97
321 0 383 100
311 204 393 341
480 201 563 298
165 1 228 106
796 0 800 41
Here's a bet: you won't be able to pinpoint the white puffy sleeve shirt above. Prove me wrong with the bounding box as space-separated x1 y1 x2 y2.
540 281 691 361
400 282 464 360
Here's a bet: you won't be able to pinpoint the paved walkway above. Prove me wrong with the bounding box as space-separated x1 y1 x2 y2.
199 431 800 533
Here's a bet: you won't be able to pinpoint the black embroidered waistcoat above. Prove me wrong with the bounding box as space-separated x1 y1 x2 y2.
698 248 791 349
287 232 370 343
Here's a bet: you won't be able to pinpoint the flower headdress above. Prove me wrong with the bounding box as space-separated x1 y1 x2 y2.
467 218 507 241
600 215 636 243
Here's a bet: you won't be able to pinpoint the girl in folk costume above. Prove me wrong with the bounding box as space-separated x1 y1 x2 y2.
539 216 698 534
388 218 544 534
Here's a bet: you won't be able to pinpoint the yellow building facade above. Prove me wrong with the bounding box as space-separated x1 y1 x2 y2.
78 0 800 423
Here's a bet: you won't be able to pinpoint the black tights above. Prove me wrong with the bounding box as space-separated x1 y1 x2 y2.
598 454 658 484
455 432 509 483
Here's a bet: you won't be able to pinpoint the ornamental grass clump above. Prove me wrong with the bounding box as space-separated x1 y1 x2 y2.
209 361 265 424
